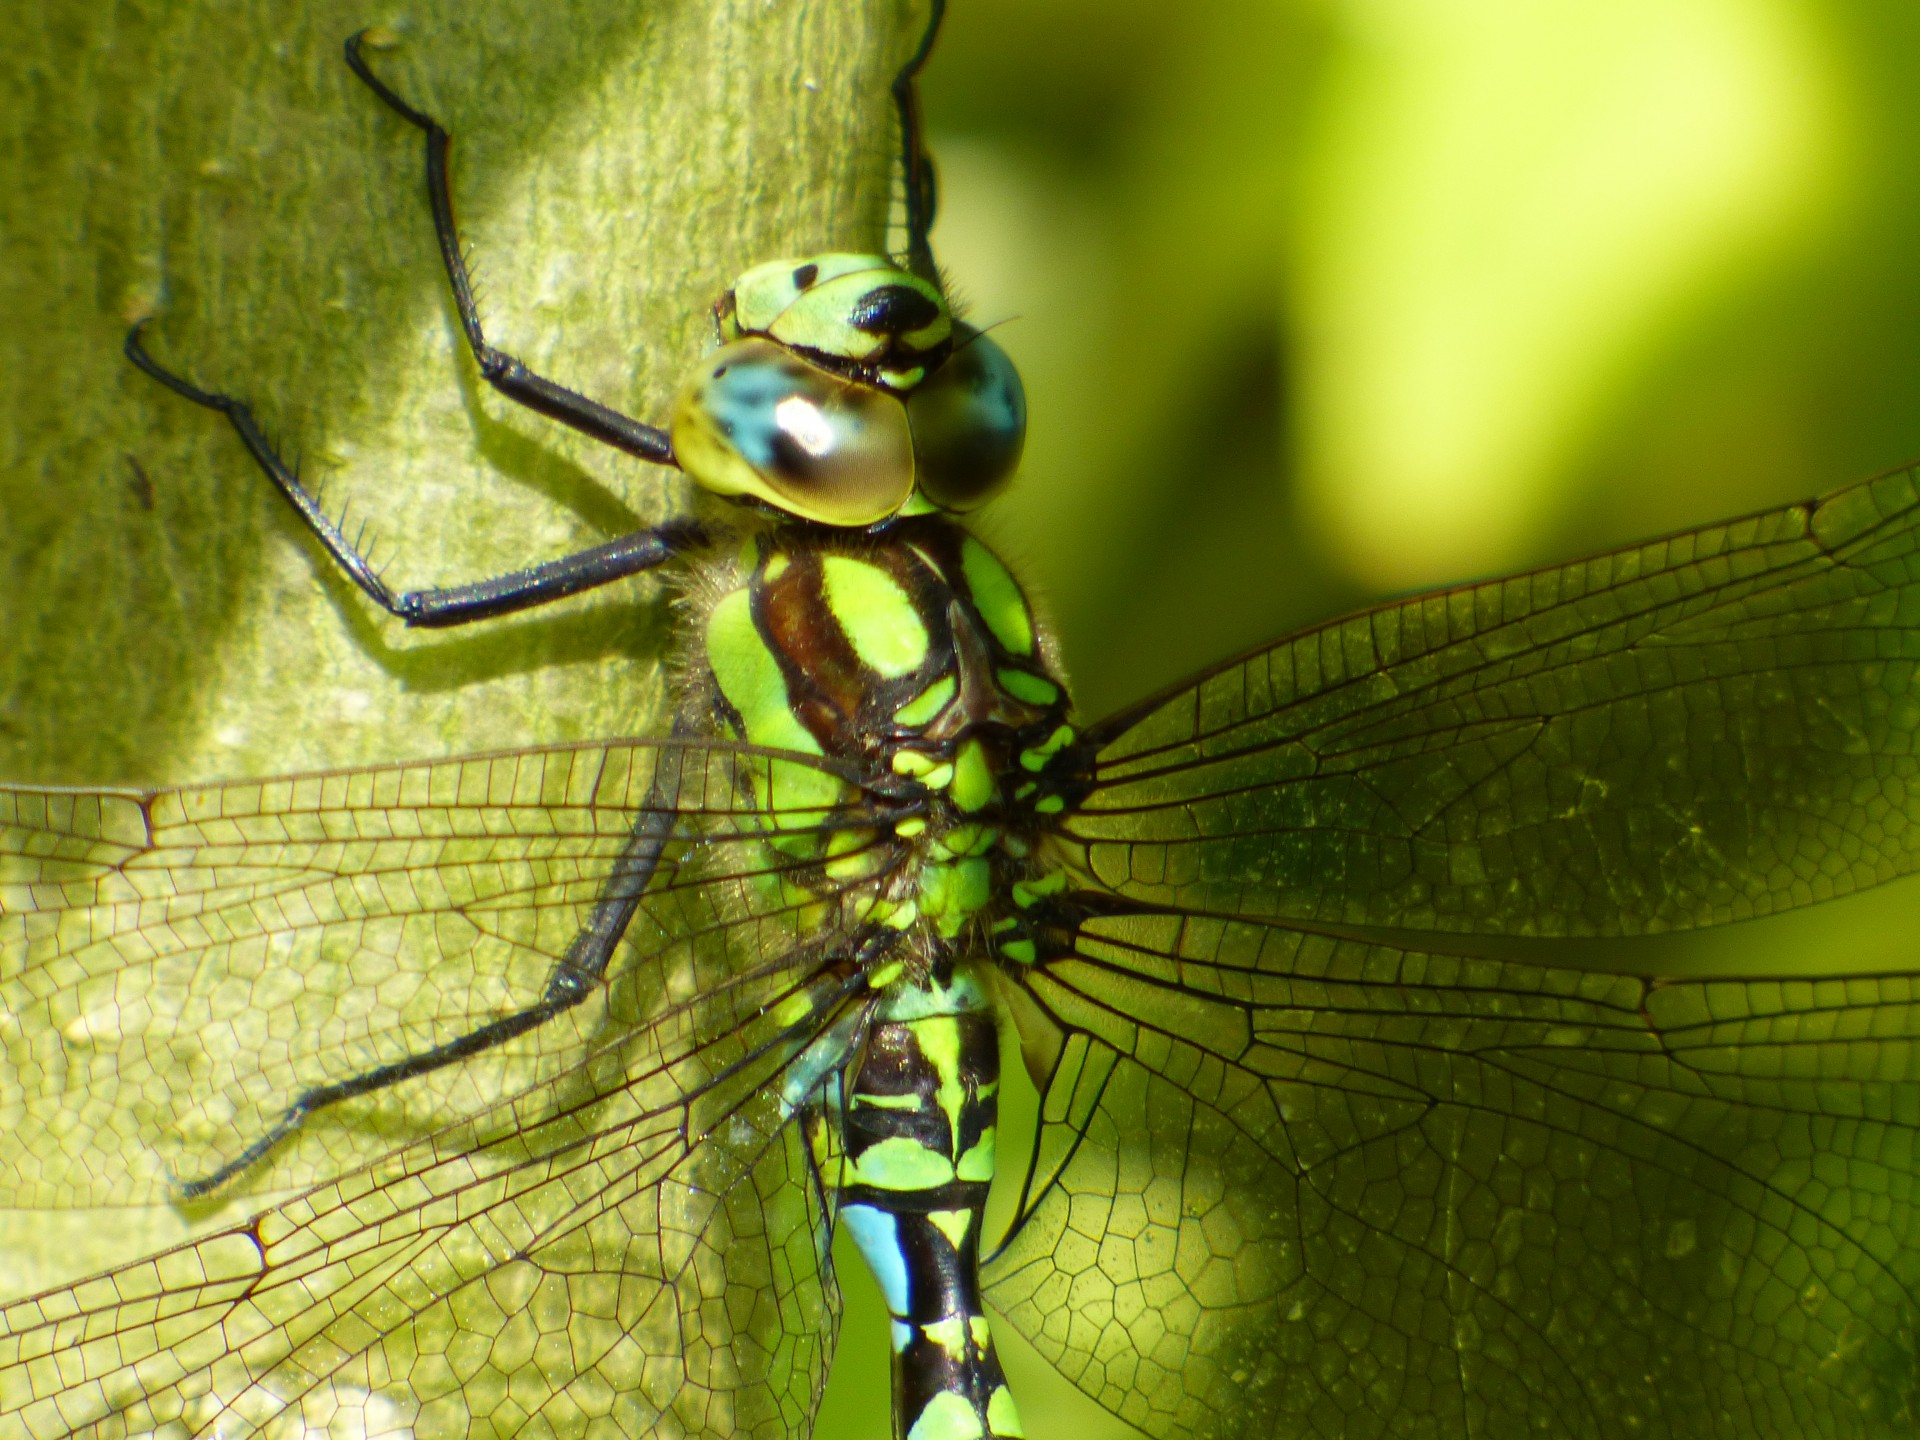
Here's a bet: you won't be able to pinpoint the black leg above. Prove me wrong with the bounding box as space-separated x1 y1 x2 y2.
344 31 676 467
893 0 946 279
174 733 697 1199
127 325 703 627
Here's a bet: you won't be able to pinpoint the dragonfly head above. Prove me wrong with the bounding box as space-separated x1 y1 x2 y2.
670 253 1026 526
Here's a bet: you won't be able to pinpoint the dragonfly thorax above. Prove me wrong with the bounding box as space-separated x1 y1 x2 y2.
670 253 1026 525
698 517 1072 938
701 519 1064 755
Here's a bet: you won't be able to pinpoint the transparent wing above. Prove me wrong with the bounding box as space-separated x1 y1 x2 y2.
993 468 1920 1438
987 899 1920 1440
0 742 898 1439
1071 468 1920 935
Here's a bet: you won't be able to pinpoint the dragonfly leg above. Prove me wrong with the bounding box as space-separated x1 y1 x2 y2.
125 324 705 628
344 31 676 468
892 0 946 280
173 739 691 1198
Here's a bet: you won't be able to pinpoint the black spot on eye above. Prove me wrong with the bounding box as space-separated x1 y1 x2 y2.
714 364 729 377
768 429 820 483
848 284 941 337
793 263 820 290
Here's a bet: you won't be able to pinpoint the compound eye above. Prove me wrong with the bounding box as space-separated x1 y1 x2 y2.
670 339 915 526
905 326 1026 512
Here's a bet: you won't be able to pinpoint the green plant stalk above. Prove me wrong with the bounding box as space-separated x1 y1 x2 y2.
0 0 912 787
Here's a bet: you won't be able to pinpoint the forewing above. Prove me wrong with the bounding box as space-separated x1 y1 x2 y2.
1072 469 1920 935
986 900 1920 1440
0 741 894 1439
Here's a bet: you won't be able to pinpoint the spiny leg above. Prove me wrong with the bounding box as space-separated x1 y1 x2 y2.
893 0 946 279
173 736 697 1199
344 31 677 466
125 326 703 627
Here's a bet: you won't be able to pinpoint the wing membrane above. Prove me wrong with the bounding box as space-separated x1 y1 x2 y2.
987 898 1920 1440
0 740 896 1439
1072 469 1920 935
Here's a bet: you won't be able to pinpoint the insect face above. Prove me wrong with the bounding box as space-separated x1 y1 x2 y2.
673 252 1027 525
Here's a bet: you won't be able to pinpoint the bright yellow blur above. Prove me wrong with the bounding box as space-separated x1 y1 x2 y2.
1295 0 1847 585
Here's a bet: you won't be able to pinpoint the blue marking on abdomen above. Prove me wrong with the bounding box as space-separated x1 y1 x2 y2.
842 1203 911 1315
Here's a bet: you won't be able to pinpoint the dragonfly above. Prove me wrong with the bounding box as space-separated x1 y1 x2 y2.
6 4 1920 1438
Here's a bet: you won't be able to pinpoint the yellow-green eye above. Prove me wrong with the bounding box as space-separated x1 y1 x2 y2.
670 338 915 526
905 327 1026 512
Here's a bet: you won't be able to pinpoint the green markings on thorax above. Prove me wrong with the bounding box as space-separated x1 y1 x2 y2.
896 674 956 727
958 536 1032 658
699 523 1069 919
822 554 930 678
701 524 1059 751
707 588 824 759
696 520 1085 963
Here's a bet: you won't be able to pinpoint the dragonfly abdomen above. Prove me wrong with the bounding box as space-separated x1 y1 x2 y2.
825 969 1023 1440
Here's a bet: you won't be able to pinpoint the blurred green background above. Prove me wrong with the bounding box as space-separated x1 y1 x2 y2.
928 0 1920 719
9 0 1920 1436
